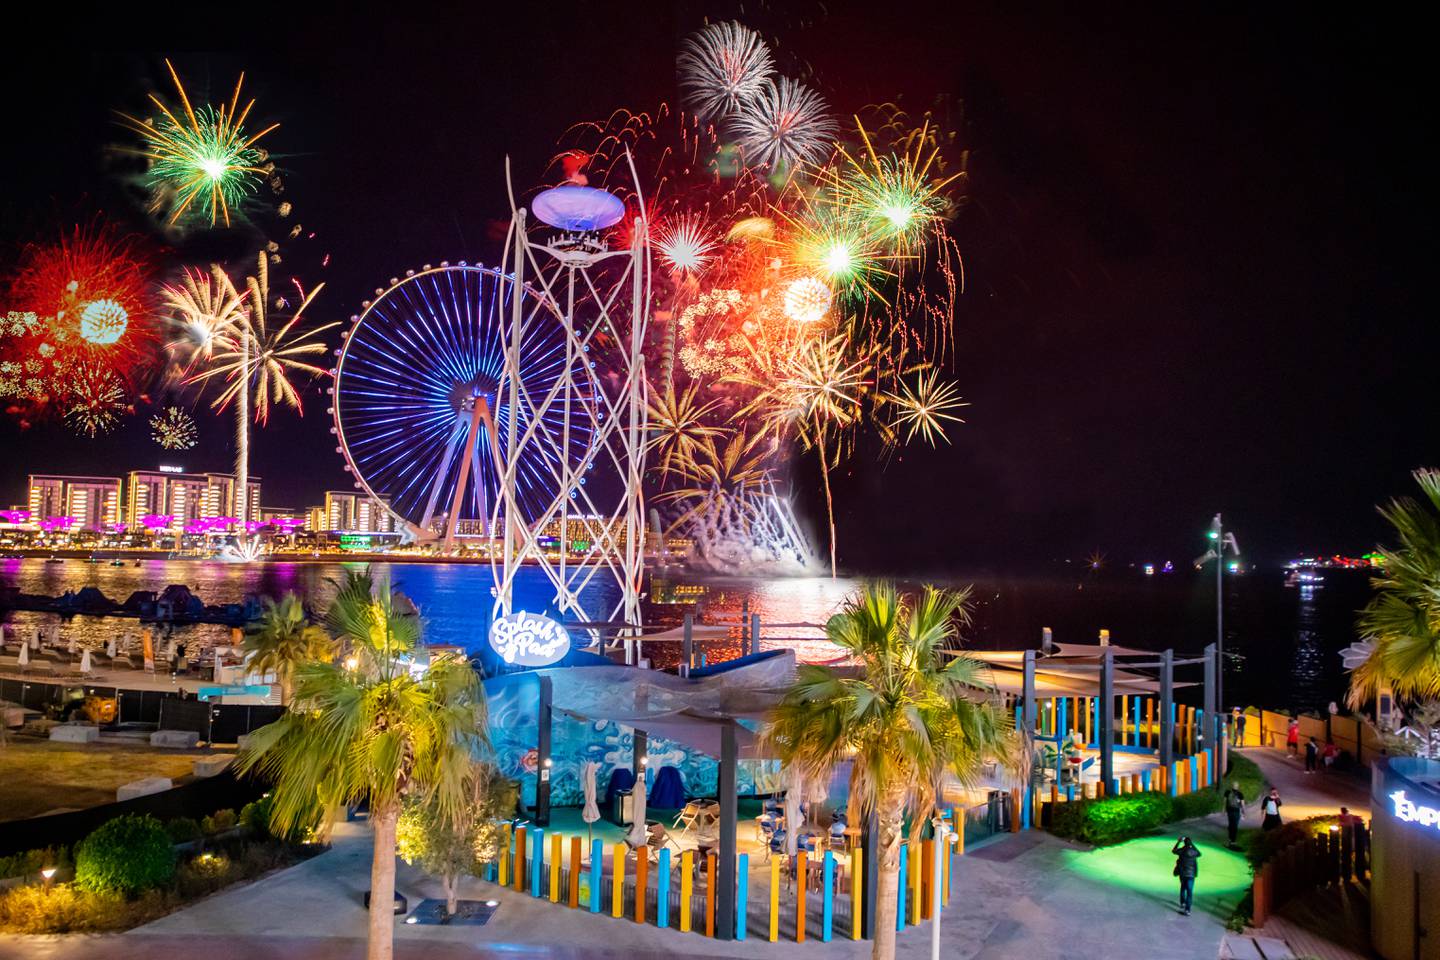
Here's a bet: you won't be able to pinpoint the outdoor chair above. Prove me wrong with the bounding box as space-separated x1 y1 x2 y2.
673 801 703 836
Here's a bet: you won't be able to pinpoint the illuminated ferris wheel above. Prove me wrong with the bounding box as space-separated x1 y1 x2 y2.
331 264 592 542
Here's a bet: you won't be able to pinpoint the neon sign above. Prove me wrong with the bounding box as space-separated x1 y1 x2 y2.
1390 790 1440 829
489 611 570 667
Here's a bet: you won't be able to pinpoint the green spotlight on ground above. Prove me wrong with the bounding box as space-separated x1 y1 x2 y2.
1062 835 1251 915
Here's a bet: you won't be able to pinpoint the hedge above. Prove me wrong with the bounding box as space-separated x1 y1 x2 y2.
1048 754 1267 846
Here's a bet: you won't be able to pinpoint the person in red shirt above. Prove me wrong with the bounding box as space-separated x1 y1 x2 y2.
1286 718 1300 757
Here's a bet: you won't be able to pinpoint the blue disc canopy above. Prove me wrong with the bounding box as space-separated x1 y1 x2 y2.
531 185 626 232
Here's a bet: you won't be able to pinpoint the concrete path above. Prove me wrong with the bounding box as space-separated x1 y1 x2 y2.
1238 747 1372 821
0 811 1252 960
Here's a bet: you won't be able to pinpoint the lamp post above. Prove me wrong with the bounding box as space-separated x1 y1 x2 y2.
40 867 56 891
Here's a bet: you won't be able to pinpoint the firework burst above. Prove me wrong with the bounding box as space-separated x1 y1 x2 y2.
677 20 775 123
65 367 127 437
116 59 278 228
884 369 968 445
184 255 336 422
163 266 248 367
729 77 837 170
653 214 718 279
647 382 728 481
150 405 199 449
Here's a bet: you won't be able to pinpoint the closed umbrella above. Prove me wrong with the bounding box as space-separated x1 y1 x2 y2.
68 634 77 655
79 648 91 674
627 767 648 848
30 626 39 649
784 769 804 856
17 642 28 668
581 761 600 847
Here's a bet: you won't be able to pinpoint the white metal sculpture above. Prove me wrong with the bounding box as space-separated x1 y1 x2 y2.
491 158 652 657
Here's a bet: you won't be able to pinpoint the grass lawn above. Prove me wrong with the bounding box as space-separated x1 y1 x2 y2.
0 739 203 821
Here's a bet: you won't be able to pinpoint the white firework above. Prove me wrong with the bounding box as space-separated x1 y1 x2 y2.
677 20 775 123
729 77 837 170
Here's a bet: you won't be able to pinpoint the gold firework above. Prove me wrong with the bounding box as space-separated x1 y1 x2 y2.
883 369 968 445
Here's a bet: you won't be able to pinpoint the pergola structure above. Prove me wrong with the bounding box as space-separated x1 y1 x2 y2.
956 633 1228 826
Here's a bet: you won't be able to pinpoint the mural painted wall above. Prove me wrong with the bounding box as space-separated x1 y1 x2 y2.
484 674 779 807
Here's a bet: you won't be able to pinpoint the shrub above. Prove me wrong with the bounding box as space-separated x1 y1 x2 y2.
1222 753 1266 803
0 846 69 880
201 809 237 836
0 884 170 933
165 818 202 843
74 815 176 895
241 792 321 843
1050 791 1174 845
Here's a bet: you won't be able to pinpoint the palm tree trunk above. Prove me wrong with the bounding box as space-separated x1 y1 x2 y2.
368 802 399 960
445 872 458 916
872 796 907 960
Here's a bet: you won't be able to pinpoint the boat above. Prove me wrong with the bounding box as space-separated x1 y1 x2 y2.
110 559 125 567
44 556 64 564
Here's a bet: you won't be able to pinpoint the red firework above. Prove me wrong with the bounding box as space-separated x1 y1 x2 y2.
6 217 161 390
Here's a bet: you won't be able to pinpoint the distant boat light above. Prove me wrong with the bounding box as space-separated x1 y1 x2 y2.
532 185 625 232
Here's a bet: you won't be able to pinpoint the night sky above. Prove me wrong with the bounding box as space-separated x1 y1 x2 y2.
0 4 1432 572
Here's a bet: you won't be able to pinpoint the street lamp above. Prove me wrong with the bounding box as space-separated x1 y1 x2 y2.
40 867 56 891
1200 514 1240 723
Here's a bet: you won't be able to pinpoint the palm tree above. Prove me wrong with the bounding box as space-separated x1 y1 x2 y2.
241 593 334 704
1349 468 1440 708
766 582 1013 960
236 569 486 960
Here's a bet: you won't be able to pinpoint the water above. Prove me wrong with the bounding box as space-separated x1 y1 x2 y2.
1 558 1371 713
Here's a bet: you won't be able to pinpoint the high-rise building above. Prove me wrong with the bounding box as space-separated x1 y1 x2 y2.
126 471 169 524
323 491 394 533
27 475 122 531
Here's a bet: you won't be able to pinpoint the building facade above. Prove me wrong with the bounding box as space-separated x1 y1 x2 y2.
322 491 394 533
27 475 122 531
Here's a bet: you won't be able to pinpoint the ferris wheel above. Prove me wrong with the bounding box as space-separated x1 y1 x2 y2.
331 264 592 542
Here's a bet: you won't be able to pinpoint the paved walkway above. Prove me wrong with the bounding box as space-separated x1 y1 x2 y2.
0 813 1253 960
1237 747 1371 822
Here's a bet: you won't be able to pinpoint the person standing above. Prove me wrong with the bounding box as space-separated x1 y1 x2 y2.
1322 740 1338 770
1261 788 1283 831
1234 707 1248 746
1304 736 1319 773
1223 781 1247 847
1172 836 1201 915
1286 718 1300 756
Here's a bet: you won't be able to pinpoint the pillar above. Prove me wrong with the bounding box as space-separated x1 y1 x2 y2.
716 721 738 940
1159 649 1175 768
536 675 553 825
1099 646 1115 790
1021 650 1037 830
750 612 761 656
681 611 693 678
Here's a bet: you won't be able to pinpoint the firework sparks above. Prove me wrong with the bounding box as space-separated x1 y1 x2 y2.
163 266 248 366
884 370 968 445
677 20 775 123
65 367 126 437
729 77 837 170
648 382 728 481
150 405 199 449
116 59 278 228
78 299 129 344
184 255 336 423
654 214 718 279
782 276 833 324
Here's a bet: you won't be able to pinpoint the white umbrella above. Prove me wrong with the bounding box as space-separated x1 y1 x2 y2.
30 627 39 649
68 634 77 655
17 643 29 668
627 767 648 848
214 647 222 680
80 648 91 674
581 761 600 847
106 638 117 658
784 768 804 856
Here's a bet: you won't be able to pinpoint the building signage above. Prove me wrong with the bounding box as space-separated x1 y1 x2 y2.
1390 790 1440 830
159 465 184 474
489 611 570 667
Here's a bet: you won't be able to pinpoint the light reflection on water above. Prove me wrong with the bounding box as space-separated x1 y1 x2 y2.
1 559 1372 713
